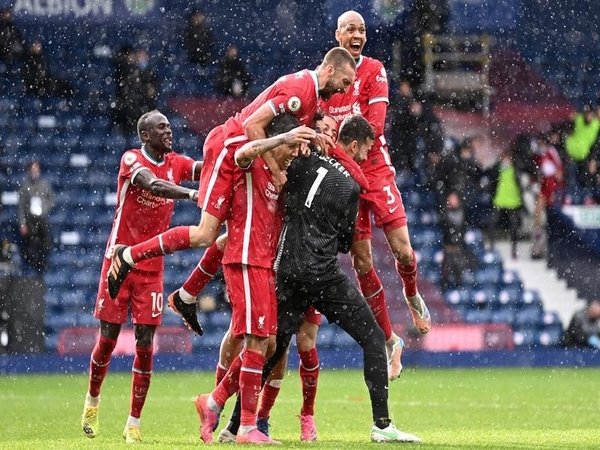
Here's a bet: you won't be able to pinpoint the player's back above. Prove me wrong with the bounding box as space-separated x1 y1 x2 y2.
223 69 320 140
275 152 360 281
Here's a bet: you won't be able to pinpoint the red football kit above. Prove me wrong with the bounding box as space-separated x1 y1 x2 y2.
198 69 321 221
95 147 196 325
321 55 407 240
222 156 284 338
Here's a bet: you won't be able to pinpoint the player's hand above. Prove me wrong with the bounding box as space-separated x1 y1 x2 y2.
311 132 335 155
285 126 316 145
188 190 198 202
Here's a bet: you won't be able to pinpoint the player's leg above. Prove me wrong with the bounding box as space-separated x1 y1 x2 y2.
351 236 403 379
314 276 420 443
123 323 156 443
81 320 120 438
384 224 431 335
168 233 228 335
297 313 320 442
256 345 289 436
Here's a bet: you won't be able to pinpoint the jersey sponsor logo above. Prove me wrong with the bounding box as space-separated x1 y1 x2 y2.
258 315 265 330
376 67 388 82
353 79 361 96
288 96 301 112
124 152 137 166
136 190 172 208
265 182 279 201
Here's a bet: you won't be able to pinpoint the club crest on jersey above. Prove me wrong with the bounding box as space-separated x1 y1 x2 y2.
123 152 137 166
353 79 361 96
258 315 265 330
167 168 174 183
288 96 301 112
214 196 225 210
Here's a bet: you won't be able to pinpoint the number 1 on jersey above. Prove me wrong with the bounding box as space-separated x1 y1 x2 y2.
305 167 329 208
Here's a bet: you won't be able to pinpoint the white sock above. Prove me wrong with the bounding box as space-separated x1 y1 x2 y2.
123 247 134 265
207 395 222 414
179 288 196 304
238 425 257 435
127 416 140 427
85 392 99 407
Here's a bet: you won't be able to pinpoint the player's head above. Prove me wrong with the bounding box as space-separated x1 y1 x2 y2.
137 110 173 154
336 10 366 60
318 47 356 100
338 114 374 162
266 113 302 169
313 112 339 142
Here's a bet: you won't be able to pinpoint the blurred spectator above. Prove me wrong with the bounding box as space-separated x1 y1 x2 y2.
397 0 450 90
565 106 599 188
563 299 600 349
531 132 564 259
0 7 24 64
21 40 74 98
439 191 476 288
487 149 523 259
214 45 252 97
183 10 214 66
431 136 482 225
114 47 159 135
388 85 444 176
18 161 55 274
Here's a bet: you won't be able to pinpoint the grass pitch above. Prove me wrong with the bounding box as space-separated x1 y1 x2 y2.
0 367 599 449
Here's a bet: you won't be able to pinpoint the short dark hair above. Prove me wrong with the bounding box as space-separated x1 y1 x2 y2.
338 114 374 146
323 47 356 71
137 109 162 140
266 113 300 138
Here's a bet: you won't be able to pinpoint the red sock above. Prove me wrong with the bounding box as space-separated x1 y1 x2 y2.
396 250 418 297
239 350 266 427
299 348 319 416
182 243 223 296
257 381 281 419
215 363 228 387
358 268 393 341
88 335 117 397
130 226 192 263
212 354 243 407
130 346 153 419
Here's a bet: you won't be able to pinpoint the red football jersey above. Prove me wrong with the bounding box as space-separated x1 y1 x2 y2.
105 147 196 272
221 157 283 268
222 69 321 142
321 55 390 160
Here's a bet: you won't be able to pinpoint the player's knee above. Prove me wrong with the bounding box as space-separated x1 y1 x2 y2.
393 245 413 266
352 251 374 274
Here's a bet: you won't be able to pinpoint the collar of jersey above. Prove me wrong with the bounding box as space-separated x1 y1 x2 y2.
141 145 165 166
355 55 364 69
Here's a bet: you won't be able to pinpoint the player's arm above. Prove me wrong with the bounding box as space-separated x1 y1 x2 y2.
132 168 198 202
191 160 203 182
235 126 315 169
365 101 387 137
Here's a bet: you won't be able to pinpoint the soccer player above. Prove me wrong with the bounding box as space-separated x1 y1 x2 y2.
321 10 431 380
269 114 421 443
194 114 316 445
105 47 357 303
80 110 202 443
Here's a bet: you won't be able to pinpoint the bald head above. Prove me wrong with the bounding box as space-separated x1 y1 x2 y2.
337 10 365 30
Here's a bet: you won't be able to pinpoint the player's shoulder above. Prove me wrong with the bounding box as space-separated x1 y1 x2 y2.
121 148 143 167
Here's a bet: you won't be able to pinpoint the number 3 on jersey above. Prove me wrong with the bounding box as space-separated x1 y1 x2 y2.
150 292 163 318
305 167 329 208
383 185 395 204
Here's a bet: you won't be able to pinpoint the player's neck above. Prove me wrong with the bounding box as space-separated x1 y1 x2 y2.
141 144 164 163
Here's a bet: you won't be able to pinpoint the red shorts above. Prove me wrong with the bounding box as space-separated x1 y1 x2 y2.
198 126 247 221
95 257 164 326
354 159 407 241
223 263 277 338
303 305 322 326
